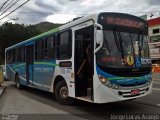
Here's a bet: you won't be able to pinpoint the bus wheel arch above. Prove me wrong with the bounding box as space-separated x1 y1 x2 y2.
15 73 18 82
54 75 74 105
53 75 65 91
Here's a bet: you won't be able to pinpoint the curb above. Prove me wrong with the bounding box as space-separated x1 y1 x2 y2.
152 78 160 82
0 86 6 98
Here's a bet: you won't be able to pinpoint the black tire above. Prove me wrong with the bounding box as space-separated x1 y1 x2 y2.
15 75 23 90
55 81 74 105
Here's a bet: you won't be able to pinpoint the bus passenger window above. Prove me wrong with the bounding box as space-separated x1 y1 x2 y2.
21 46 25 62
12 49 15 63
56 30 72 59
44 36 55 60
35 40 43 60
15 48 18 62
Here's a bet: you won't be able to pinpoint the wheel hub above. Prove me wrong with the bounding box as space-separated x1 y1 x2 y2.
60 86 68 99
16 80 19 88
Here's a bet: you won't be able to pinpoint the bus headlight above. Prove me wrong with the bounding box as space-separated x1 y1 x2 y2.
98 75 119 89
112 83 119 89
98 75 107 84
147 79 152 85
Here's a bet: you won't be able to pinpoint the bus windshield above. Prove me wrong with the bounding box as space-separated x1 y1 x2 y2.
96 30 150 68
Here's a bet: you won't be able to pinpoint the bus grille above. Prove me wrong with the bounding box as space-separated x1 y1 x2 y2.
118 87 149 98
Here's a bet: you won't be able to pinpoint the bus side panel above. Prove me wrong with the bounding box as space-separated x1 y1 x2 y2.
6 64 15 81
6 63 27 85
51 60 75 97
15 63 27 85
33 61 56 91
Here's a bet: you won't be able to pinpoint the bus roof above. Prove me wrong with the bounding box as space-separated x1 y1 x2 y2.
5 12 146 51
5 13 98 51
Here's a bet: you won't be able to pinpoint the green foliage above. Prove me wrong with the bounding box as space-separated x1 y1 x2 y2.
0 22 41 64
0 22 62 64
34 22 62 33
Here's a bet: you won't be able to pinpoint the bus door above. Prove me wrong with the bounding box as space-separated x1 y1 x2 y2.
26 45 34 86
74 23 94 100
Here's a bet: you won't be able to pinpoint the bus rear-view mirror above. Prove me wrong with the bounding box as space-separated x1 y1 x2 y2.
96 30 103 44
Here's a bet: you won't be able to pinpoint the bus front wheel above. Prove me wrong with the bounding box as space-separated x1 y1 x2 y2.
55 81 74 105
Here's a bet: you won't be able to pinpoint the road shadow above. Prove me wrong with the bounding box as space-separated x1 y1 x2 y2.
8 83 159 120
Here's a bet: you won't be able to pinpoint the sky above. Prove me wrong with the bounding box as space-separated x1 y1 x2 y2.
0 0 160 25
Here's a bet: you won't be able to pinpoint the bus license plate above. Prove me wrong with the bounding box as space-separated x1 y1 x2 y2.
131 89 140 95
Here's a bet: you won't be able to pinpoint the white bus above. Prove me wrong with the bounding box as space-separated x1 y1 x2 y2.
5 12 152 105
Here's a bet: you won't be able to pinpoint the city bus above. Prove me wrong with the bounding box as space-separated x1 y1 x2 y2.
5 12 152 105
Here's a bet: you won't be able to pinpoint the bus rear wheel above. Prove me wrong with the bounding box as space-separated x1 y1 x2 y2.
15 75 23 90
55 81 74 105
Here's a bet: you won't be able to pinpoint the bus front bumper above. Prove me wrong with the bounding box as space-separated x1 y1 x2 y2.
94 82 152 103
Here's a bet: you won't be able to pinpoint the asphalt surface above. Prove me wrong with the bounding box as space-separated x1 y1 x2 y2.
134 81 160 107
0 81 159 120
0 87 5 97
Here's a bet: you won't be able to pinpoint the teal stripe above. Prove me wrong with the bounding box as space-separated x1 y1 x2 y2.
13 63 25 70
12 62 59 70
108 76 144 81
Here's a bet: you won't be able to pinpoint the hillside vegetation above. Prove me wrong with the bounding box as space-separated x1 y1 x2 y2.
0 22 62 64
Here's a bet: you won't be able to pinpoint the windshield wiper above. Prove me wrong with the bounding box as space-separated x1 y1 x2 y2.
141 33 144 49
117 32 125 60
113 31 121 52
130 33 136 67
137 32 143 57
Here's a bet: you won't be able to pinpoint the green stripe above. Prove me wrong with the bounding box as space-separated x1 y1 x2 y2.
6 27 60 50
34 62 59 66
31 28 59 41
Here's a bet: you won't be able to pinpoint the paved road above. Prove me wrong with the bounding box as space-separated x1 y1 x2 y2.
134 81 160 107
0 81 160 120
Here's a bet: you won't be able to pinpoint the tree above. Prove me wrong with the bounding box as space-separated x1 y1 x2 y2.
0 22 41 64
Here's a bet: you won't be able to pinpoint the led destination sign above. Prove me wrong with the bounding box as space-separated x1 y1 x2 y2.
106 17 144 29
99 14 146 29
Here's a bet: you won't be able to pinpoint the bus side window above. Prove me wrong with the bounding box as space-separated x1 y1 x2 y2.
44 36 55 60
12 49 15 63
15 48 18 63
21 46 25 62
18 47 21 62
56 30 72 60
35 40 43 61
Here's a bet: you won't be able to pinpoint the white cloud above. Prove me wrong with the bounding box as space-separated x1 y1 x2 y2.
46 14 77 24
81 0 105 7
0 0 160 24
